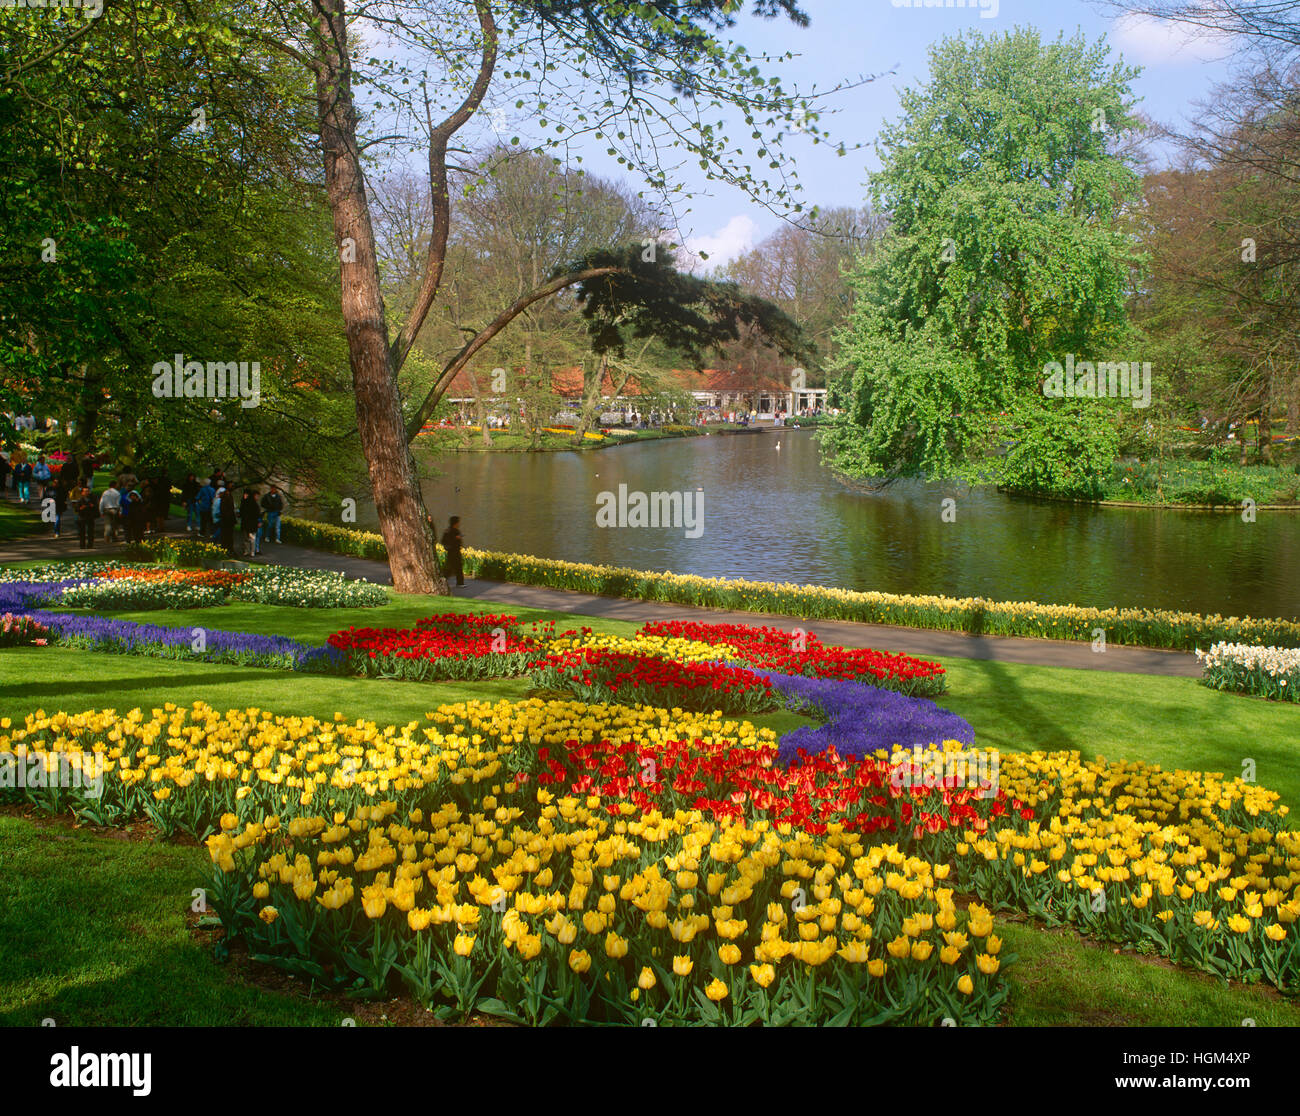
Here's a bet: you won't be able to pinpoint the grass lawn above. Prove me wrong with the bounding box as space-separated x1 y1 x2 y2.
3 589 1300 1025
0 498 39 542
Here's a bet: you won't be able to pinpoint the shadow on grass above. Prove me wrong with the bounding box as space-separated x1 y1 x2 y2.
0 670 278 704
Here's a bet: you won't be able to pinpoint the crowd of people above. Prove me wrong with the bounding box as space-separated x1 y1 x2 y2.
1 450 287 557
181 469 286 557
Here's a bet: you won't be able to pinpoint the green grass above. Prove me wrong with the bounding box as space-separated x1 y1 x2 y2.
4 591 1300 1025
0 498 39 542
1000 919 1300 1027
935 657 1300 810
0 814 344 1026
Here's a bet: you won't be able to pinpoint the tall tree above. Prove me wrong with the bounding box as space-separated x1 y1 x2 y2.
214 0 836 592
824 29 1144 488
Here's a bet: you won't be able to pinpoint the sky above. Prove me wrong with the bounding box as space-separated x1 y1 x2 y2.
512 0 1243 269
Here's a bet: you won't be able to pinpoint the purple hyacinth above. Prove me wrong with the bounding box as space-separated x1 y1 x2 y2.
0 579 88 612
17 608 342 672
754 668 976 764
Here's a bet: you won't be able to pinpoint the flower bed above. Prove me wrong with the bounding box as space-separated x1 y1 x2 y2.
328 614 549 681
16 611 342 674
529 647 780 717
0 562 388 610
281 517 1300 650
764 671 975 763
0 613 49 647
948 750 1300 989
1 701 1014 1025
59 581 232 610
131 537 230 567
544 630 742 665
98 567 252 588
639 620 947 696
5 694 1299 1020
1197 642 1300 703
227 566 389 608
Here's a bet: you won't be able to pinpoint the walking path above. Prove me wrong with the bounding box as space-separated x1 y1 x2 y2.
0 520 1201 677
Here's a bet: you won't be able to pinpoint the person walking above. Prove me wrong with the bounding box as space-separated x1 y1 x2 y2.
32 455 51 501
440 515 465 588
259 484 284 544
239 487 262 557
99 480 121 542
217 485 236 555
51 480 68 539
139 480 153 535
118 486 139 544
75 486 98 549
197 477 215 540
181 473 201 533
14 458 32 503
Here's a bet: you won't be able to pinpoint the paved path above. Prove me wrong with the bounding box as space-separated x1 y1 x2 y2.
0 520 1200 677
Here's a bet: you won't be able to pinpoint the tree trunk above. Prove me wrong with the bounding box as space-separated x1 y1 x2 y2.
314 0 442 594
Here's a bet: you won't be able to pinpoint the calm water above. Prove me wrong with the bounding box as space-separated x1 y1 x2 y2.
355 429 1298 619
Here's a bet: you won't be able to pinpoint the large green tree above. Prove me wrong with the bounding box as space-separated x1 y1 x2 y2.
823 29 1145 489
0 3 354 487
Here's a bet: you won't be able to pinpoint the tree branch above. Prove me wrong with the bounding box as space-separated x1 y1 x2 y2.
404 265 623 441
388 0 498 377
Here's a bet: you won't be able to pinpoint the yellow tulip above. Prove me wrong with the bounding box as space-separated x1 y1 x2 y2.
638 966 658 990
672 955 693 977
704 978 728 1002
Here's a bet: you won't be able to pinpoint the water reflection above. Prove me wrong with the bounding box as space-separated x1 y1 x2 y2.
350 429 1298 618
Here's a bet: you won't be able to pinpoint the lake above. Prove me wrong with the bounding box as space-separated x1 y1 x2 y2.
356 428 1298 619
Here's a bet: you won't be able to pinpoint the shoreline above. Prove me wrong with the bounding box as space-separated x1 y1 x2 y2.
998 486 1300 512
414 423 822 453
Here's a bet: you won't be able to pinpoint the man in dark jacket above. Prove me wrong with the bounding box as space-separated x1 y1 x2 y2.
440 515 465 587
217 486 236 555
239 488 262 557
259 485 284 544
75 487 98 549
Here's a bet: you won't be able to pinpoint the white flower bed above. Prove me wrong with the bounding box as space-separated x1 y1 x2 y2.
1196 642 1300 703
233 567 390 608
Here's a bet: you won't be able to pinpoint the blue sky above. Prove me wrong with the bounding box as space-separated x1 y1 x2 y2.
549 0 1240 267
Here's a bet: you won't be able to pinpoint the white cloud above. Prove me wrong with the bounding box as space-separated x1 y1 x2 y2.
679 215 759 272
1111 12 1234 66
